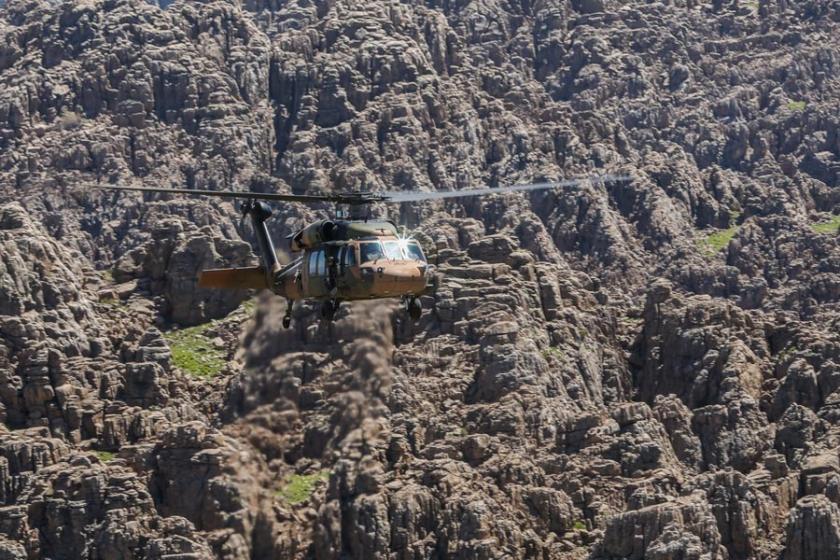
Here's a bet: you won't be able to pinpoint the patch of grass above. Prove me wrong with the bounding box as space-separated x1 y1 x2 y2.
811 215 840 235
99 297 121 306
96 451 115 462
164 324 226 378
278 470 330 505
572 520 586 531
100 269 114 283
706 227 738 251
698 216 740 257
787 101 806 111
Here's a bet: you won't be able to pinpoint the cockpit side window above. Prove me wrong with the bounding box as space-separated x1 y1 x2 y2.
403 241 426 262
360 242 384 263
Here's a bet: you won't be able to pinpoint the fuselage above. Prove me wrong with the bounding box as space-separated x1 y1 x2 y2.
274 220 431 301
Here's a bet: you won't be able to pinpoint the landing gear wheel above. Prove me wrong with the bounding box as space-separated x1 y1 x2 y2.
282 315 291 329
407 297 422 321
321 299 338 321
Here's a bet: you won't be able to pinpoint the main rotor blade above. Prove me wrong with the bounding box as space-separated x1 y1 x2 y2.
93 173 630 205
380 173 631 203
94 184 343 203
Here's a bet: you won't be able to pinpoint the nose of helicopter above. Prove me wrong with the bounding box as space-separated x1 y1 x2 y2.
372 264 427 295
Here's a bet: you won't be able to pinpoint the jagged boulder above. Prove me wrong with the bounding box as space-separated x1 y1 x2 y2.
783 495 840 560
114 219 253 325
599 497 726 559
2 0 840 558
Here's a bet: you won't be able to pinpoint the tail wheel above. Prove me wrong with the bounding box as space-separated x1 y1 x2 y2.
408 297 422 321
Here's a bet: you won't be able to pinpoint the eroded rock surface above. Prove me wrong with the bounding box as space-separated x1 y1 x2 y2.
3 0 840 558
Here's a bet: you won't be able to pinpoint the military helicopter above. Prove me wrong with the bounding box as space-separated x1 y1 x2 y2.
97 173 627 328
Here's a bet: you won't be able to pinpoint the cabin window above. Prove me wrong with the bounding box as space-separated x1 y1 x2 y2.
403 241 426 262
382 241 403 261
308 249 326 276
360 242 384 263
316 250 326 275
308 251 317 276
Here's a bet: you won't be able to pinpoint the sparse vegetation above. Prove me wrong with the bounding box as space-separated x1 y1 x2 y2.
572 520 586 531
703 227 738 253
698 213 741 257
96 451 115 462
542 346 564 361
448 426 468 437
811 215 840 235
787 101 806 111
164 324 226 378
775 345 795 362
239 297 257 315
278 470 330 504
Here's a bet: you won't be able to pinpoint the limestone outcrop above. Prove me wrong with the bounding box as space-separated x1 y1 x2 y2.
3 0 840 557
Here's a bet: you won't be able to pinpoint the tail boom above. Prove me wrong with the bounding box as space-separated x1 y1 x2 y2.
198 266 269 290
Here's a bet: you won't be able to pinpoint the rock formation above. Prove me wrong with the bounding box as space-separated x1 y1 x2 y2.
2 0 840 558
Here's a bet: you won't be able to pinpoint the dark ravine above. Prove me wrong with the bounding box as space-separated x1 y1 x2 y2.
2 0 840 558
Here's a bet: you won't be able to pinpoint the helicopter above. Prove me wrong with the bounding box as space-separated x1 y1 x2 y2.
97 173 628 328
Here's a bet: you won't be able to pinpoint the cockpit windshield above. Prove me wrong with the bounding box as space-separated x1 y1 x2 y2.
402 241 426 262
383 241 403 260
359 240 427 263
360 242 385 263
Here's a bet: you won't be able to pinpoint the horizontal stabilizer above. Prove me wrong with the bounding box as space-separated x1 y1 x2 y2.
198 266 269 290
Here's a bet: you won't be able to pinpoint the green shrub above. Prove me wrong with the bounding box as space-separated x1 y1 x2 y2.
787 101 806 111
164 324 226 378
278 470 330 504
572 520 586 531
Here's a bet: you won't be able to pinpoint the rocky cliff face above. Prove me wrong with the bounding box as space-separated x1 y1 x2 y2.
2 0 840 558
